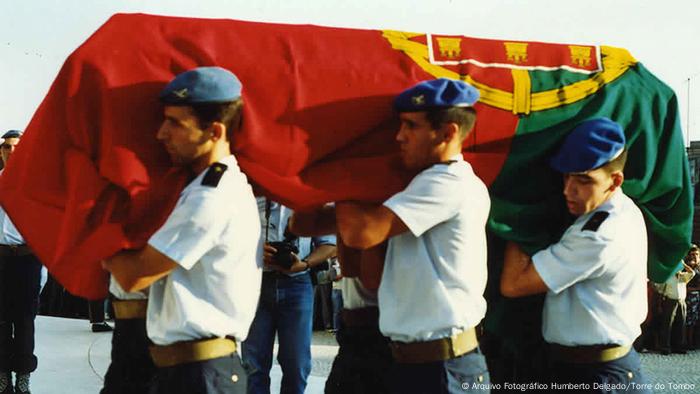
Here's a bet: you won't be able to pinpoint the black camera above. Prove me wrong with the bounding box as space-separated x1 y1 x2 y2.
269 239 299 269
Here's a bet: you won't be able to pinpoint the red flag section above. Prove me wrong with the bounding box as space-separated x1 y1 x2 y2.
0 13 656 298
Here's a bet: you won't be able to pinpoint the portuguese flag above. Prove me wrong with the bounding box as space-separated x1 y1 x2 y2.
0 13 691 310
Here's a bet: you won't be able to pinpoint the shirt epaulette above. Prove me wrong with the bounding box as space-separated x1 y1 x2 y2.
433 160 458 166
201 163 228 187
582 211 609 232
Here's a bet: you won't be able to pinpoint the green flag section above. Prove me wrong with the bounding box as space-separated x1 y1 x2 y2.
488 63 693 283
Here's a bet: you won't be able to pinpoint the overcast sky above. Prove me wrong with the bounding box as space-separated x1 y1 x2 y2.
2 0 699 142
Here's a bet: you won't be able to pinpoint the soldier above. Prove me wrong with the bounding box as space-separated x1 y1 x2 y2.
294 78 491 393
99 279 154 394
500 118 650 392
0 130 43 394
103 66 262 394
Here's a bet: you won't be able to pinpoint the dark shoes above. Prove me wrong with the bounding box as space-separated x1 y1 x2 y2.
0 372 30 394
0 371 11 394
91 322 114 332
14 374 30 394
659 347 689 355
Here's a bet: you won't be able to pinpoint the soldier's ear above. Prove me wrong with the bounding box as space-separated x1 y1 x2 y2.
609 171 624 191
440 122 459 143
209 122 226 141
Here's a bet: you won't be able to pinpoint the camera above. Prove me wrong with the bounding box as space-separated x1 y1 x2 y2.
269 237 299 269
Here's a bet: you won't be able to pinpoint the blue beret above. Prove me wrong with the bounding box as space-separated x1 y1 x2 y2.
394 78 479 112
160 66 242 105
550 118 626 173
1 130 22 139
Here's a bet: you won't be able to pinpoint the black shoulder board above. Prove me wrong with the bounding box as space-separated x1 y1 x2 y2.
582 211 609 232
201 162 228 187
434 160 458 166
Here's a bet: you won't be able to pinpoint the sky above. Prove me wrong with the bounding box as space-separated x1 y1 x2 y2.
2 0 700 143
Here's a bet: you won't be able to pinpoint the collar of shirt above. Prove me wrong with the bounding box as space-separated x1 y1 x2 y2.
449 153 464 162
573 188 622 227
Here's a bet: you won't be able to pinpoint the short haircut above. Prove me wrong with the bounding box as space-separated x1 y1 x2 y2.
690 244 699 253
189 98 244 140
599 149 628 175
424 107 476 140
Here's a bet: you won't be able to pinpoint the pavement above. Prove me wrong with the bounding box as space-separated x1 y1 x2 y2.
640 349 700 393
31 316 335 394
28 316 700 393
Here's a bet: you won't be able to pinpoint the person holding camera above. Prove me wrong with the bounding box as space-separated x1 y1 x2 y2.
242 198 336 394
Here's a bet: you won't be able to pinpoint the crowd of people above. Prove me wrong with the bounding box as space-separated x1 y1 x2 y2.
637 244 700 355
0 66 694 394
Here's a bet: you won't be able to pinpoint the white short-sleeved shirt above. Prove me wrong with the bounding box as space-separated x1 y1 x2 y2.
380 155 490 342
532 190 647 347
0 170 24 245
340 277 378 310
110 276 147 300
147 155 263 346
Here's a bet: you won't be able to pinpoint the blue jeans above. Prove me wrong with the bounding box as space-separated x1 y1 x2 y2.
242 272 313 394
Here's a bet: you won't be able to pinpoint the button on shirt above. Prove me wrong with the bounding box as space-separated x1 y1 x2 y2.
0 170 24 245
256 198 335 275
380 155 490 343
532 190 647 347
147 155 263 346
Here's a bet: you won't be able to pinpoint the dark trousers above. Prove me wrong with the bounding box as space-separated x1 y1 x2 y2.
0 253 41 373
325 324 393 394
549 348 650 393
149 353 247 394
658 298 686 351
100 318 156 394
314 282 333 330
89 299 107 324
388 348 490 394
